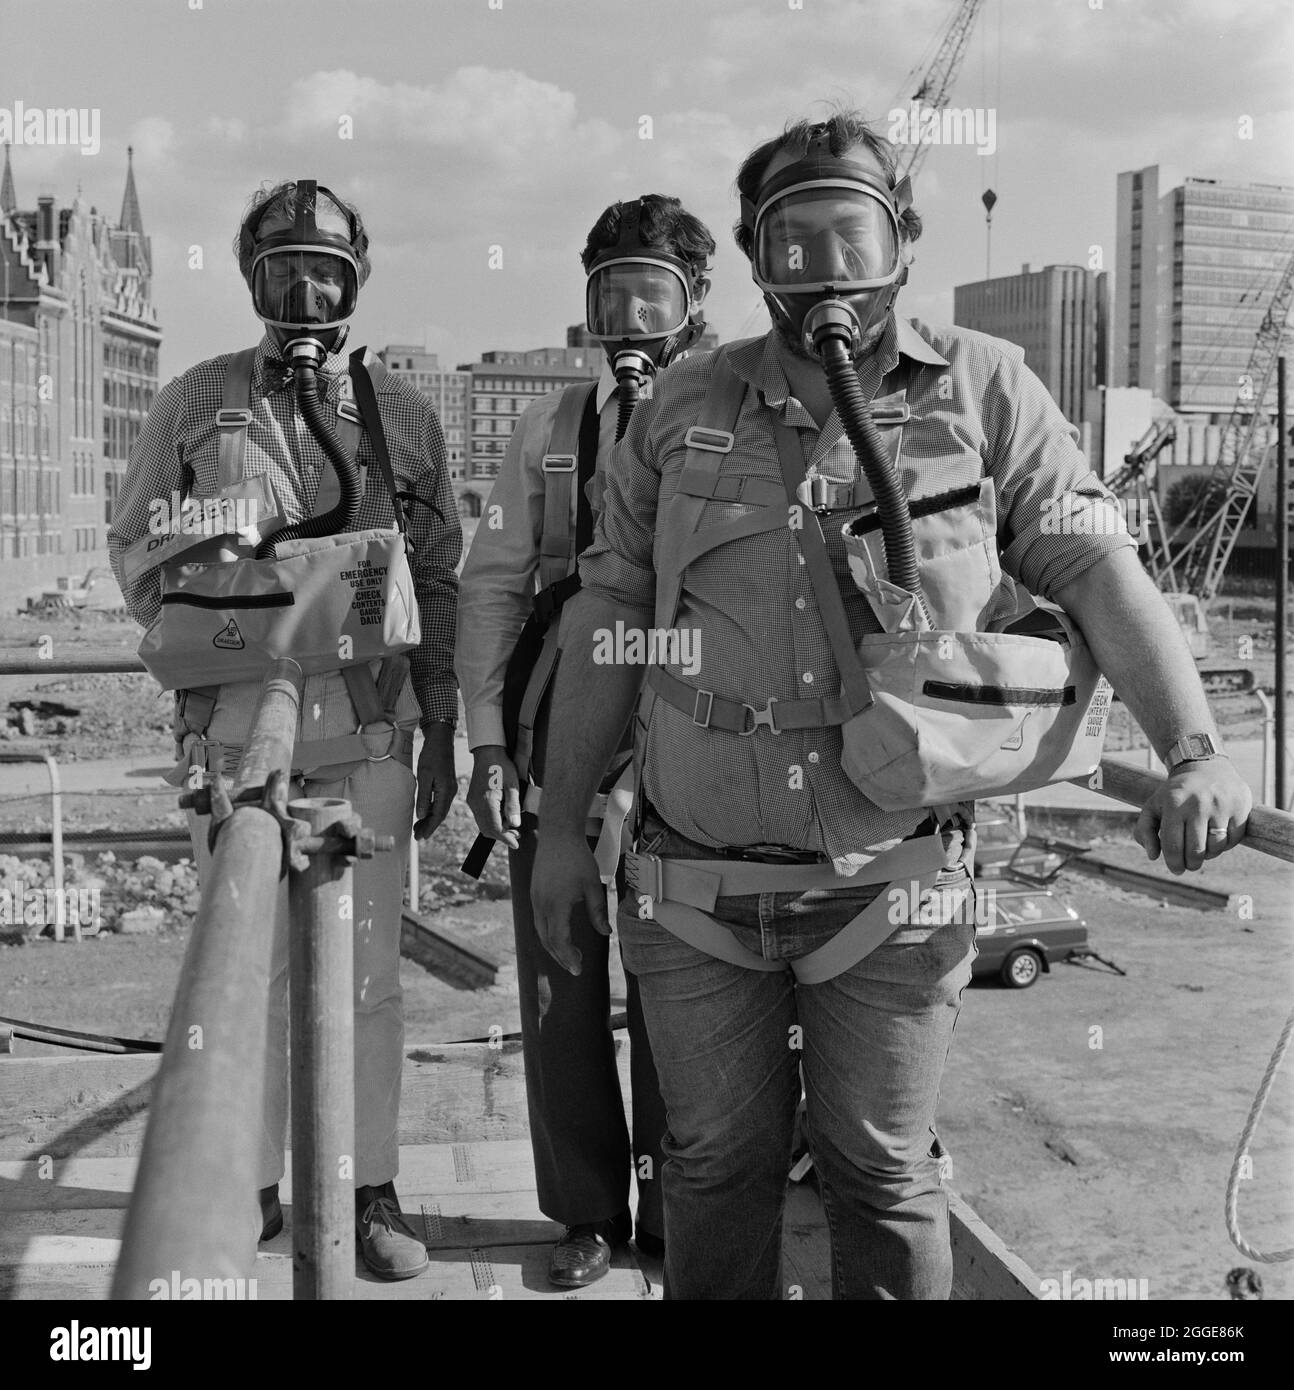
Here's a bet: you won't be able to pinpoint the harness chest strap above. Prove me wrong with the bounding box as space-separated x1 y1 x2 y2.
623 834 957 984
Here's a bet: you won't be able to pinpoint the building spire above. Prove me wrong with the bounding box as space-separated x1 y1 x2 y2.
119 145 144 236
1 143 16 216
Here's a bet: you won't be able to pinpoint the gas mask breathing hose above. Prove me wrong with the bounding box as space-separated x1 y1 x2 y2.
811 315 928 621
615 373 641 442
254 360 360 559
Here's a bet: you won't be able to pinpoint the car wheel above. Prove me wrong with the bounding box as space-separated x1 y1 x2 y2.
1001 948 1042 989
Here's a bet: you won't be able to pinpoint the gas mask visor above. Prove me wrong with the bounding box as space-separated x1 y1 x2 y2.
585 256 692 343
251 244 359 332
752 180 902 296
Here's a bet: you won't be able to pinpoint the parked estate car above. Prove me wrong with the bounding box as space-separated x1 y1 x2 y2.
972 881 1089 989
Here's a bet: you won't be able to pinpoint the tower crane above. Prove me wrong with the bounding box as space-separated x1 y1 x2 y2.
1164 245 1294 601
1105 247 1294 692
893 0 989 185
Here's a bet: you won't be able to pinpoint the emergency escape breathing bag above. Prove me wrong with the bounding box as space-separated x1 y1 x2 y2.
646 344 1112 812
129 348 420 692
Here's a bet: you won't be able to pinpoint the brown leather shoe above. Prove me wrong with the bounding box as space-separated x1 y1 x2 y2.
259 1184 283 1243
548 1211 631 1288
355 1182 429 1281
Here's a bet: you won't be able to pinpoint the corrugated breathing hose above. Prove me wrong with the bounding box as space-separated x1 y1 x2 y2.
254 362 360 559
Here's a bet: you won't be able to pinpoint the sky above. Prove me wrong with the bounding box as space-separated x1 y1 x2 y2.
2 0 1291 380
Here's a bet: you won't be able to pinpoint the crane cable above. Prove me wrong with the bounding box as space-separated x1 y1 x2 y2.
1225 1004 1294 1263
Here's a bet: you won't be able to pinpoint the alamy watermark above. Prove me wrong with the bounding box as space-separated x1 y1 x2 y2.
1040 496 1148 542
887 103 996 158
147 490 260 537
1039 1268 1150 1300
0 101 100 156
0 878 101 932
592 621 701 677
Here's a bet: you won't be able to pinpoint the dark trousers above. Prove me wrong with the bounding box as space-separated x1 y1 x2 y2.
509 825 666 1236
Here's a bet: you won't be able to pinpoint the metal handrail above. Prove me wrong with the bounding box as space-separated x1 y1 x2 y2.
111 659 305 1299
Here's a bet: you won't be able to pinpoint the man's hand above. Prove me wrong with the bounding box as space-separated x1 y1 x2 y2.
530 833 610 976
1135 759 1252 874
413 724 458 841
466 745 522 851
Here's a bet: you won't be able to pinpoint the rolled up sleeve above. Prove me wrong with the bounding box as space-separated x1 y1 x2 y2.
987 349 1137 599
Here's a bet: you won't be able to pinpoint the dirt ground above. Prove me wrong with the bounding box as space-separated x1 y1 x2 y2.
1 603 1292 1300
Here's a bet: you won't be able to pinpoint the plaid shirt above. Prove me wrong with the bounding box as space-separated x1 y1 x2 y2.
108 334 462 723
578 316 1135 862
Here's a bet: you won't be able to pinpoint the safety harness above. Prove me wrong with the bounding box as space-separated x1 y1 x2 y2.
622 341 963 979
157 346 420 784
461 381 635 882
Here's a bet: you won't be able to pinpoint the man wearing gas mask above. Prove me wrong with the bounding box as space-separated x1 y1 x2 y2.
456 195 714 1287
531 113 1250 1299
109 181 462 1282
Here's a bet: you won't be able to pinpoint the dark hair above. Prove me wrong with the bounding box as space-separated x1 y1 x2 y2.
733 109 923 260
581 194 716 279
233 181 372 287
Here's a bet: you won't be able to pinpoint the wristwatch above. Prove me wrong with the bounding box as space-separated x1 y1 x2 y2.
1164 732 1225 774
419 717 456 732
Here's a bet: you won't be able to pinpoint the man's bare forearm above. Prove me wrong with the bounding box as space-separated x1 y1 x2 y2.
540 589 654 839
1054 550 1221 760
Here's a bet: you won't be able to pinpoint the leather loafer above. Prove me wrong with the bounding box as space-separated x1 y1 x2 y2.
548 1211 631 1288
356 1182 429 1281
259 1184 283 1243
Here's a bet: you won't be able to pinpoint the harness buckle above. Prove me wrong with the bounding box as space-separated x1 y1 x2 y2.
626 851 665 902
683 426 735 453
739 697 780 736
215 408 254 428
541 453 577 473
692 689 715 729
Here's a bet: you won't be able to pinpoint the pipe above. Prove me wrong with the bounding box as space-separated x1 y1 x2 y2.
112 659 304 1300
288 797 357 1301
1071 757 1294 865
1256 690 1274 806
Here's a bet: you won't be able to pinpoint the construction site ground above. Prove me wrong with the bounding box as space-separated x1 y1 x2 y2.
1 602 1292 1300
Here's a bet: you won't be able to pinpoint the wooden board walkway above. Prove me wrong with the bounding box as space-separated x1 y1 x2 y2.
0 1038 1038 1300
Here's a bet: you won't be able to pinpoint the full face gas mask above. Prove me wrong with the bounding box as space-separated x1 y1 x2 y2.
744 127 911 361
250 180 362 370
248 180 366 558
585 200 708 439
743 128 926 611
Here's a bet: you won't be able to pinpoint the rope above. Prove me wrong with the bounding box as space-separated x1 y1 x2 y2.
1225 1004 1294 1263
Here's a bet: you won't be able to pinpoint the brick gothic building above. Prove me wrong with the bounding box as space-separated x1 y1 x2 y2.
0 144 161 599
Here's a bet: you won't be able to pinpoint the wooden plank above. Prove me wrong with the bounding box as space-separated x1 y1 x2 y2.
0 1041 563 1157
0 1057 156 1160
0 1155 139 1210
949 1188 1040 1300
400 909 499 989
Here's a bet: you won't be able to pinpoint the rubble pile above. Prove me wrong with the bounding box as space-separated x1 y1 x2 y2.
0 851 200 940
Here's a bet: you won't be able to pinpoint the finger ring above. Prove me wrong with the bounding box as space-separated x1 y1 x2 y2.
1206 827 1228 838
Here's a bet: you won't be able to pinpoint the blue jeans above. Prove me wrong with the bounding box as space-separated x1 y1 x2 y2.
617 816 977 1300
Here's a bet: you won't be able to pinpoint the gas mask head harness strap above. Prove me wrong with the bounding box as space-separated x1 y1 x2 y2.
249 180 366 559
586 198 708 440
743 125 926 615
